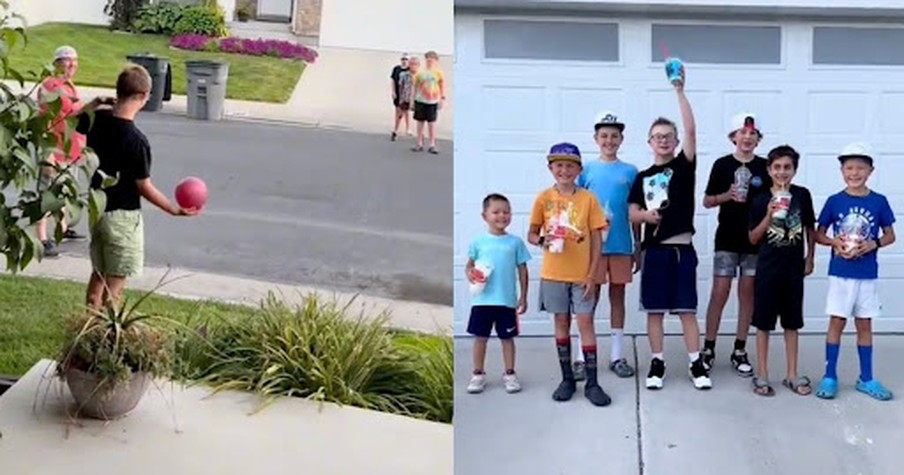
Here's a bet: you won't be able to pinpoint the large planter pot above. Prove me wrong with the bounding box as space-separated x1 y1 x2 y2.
64 367 151 420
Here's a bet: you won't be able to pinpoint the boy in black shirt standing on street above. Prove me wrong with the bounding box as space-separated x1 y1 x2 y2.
701 113 772 376
747 145 815 397
78 64 198 309
628 65 711 390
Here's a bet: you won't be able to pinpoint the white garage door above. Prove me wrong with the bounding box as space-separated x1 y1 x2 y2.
453 13 904 336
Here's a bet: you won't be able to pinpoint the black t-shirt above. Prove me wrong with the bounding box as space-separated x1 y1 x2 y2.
77 110 151 211
705 154 771 254
390 65 407 95
628 151 696 248
747 185 815 276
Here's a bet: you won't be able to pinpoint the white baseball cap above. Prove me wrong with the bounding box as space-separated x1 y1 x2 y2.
838 142 874 166
727 112 760 137
53 45 78 61
594 111 625 132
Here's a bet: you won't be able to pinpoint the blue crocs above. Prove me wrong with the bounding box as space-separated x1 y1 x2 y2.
815 377 838 399
856 379 893 401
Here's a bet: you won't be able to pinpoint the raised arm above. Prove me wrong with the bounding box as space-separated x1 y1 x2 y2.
675 70 696 161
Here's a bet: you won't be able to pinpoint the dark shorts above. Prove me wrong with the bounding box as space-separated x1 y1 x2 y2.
414 101 438 123
640 245 698 314
467 305 518 339
753 272 804 331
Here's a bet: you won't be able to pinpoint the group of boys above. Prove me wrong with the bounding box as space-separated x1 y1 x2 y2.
389 51 447 154
464 65 895 405
38 46 198 309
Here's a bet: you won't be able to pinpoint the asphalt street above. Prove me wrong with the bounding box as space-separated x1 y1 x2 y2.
24 115 453 305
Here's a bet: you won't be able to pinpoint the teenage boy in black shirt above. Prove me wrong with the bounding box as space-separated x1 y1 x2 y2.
79 64 198 309
701 113 772 376
628 65 711 391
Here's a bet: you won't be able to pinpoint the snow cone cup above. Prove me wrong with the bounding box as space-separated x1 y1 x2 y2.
842 234 863 255
469 263 493 295
548 237 565 254
772 190 791 220
665 57 684 85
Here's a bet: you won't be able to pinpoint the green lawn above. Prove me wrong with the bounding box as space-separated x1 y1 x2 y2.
0 274 260 376
9 23 305 103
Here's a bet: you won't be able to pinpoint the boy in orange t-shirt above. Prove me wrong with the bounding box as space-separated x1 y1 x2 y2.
36 45 89 256
528 142 610 406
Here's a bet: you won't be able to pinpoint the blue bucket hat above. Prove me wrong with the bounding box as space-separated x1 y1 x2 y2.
547 142 582 164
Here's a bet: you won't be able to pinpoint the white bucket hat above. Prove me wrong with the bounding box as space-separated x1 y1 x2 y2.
53 45 78 62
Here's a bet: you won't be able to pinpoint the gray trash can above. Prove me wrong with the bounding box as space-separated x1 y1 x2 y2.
126 53 170 112
185 60 229 121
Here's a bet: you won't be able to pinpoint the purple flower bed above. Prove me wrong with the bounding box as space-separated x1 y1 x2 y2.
170 34 318 63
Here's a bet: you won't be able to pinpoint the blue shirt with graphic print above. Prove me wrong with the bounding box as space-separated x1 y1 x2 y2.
468 233 531 308
817 190 895 280
578 159 639 255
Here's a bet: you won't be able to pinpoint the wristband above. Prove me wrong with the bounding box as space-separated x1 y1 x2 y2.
876 239 883 249
538 236 546 247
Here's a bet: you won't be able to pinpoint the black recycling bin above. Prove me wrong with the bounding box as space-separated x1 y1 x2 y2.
126 53 172 112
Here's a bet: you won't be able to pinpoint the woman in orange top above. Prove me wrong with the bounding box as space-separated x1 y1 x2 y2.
37 45 89 256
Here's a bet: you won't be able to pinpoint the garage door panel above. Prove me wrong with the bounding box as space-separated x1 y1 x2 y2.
482 85 548 132
720 90 784 136
807 91 871 135
557 88 627 133
877 92 904 134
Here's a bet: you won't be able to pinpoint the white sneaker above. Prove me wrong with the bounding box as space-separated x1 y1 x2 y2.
502 373 521 393
646 357 665 390
467 373 487 393
689 359 713 390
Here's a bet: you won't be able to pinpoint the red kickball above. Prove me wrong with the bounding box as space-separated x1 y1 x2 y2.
175 176 207 210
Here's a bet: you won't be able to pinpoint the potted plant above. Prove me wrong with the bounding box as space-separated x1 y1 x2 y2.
235 3 253 22
56 290 173 420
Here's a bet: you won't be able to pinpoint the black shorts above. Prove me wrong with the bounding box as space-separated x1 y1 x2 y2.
467 305 518 339
640 245 698 314
413 101 438 123
753 272 804 331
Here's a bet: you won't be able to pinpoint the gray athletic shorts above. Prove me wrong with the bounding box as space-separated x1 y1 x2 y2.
538 279 597 315
713 251 757 278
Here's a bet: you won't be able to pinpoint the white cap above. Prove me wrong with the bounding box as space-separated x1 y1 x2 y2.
53 45 78 61
838 142 874 165
594 110 625 131
840 142 871 157
727 112 759 137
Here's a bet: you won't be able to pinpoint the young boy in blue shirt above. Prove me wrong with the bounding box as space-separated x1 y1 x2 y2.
465 193 531 394
814 143 896 401
570 112 640 379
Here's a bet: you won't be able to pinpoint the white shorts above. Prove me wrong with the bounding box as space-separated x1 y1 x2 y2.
825 276 881 319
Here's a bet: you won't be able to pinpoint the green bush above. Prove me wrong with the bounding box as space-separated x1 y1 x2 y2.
173 293 453 424
173 4 228 38
132 1 186 35
105 0 150 31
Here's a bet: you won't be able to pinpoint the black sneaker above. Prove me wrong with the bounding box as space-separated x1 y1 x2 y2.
700 347 715 371
42 240 60 258
730 350 754 377
63 229 86 240
645 358 666 390
584 384 612 407
689 357 713 390
552 379 576 402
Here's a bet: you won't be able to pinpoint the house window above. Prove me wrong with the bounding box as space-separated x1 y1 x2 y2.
651 24 781 64
484 20 619 61
813 27 904 65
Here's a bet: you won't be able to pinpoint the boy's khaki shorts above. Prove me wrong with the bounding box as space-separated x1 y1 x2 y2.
90 210 144 277
592 254 633 285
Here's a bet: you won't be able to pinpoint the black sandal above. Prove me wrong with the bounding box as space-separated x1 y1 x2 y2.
428 146 439 154
411 146 424 152
752 376 775 397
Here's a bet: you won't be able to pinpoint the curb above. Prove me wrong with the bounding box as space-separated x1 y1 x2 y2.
9 255 452 336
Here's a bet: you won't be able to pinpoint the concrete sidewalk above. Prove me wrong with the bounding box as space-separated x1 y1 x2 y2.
4 47 453 139
11 255 451 336
0 359 452 474
455 335 904 475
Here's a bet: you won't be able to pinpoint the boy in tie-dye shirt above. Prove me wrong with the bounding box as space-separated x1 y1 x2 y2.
412 51 445 155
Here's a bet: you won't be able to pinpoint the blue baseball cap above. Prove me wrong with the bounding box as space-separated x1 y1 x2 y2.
547 142 582 164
